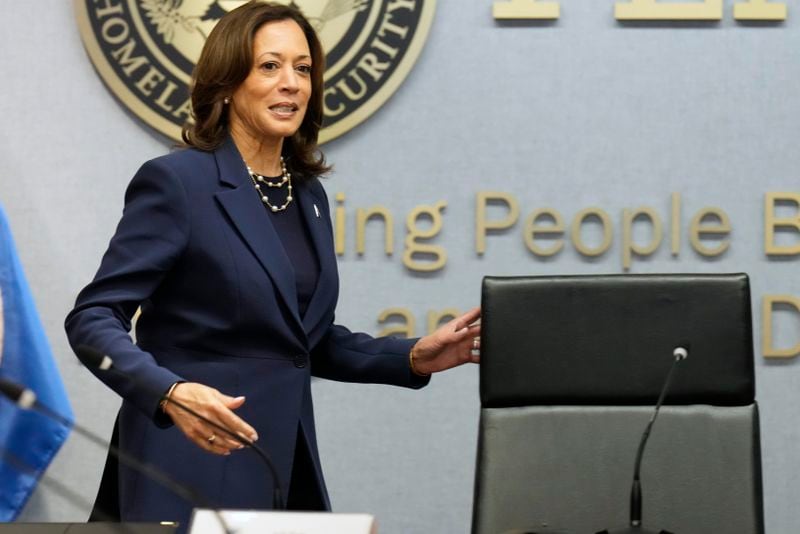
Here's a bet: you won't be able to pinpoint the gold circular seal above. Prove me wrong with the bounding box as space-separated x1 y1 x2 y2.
74 0 436 144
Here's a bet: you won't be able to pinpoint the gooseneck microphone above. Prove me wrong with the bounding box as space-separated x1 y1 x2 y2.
597 343 689 534
76 345 285 510
0 376 233 534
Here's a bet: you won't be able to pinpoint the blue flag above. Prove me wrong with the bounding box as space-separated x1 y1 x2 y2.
0 204 72 521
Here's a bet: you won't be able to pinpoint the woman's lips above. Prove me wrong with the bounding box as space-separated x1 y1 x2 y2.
269 103 299 118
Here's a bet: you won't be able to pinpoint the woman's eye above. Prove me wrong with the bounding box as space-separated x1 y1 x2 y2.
261 62 279 71
296 65 312 75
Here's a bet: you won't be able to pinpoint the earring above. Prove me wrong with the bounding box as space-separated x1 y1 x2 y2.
223 97 230 104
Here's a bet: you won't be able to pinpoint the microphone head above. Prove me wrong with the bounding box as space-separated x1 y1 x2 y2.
673 342 691 361
76 345 113 371
0 377 37 409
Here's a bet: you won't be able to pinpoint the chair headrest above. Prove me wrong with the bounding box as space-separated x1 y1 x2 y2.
480 273 755 407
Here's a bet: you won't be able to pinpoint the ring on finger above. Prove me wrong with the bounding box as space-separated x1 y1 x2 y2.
207 434 216 444
472 338 480 349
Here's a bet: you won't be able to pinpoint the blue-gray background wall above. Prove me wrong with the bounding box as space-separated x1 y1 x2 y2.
1 1 799 532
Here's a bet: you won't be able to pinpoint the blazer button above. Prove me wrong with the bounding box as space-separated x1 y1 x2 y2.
293 354 307 368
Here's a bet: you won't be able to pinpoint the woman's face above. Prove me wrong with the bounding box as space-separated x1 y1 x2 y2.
229 19 312 145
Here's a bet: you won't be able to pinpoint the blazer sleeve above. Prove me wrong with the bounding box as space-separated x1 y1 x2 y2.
65 158 190 426
310 324 431 389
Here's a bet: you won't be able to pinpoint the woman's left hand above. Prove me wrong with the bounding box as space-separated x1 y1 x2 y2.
410 307 481 375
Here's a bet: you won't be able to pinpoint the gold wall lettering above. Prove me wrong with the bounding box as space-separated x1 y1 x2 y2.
476 191 520 255
734 0 788 20
573 208 614 258
356 206 394 256
690 208 731 257
403 201 448 272
762 295 800 358
335 192 347 255
622 207 663 269
376 307 463 337
335 193 449 268
615 0 722 21
491 0 787 21
334 191 800 271
523 208 565 256
764 192 800 256
377 307 416 337
671 193 681 255
475 192 731 270
493 0 560 20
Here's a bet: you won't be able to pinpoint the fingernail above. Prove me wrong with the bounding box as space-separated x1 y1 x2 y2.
224 451 231 456
238 444 245 450
236 396 245 401
250 433 259 442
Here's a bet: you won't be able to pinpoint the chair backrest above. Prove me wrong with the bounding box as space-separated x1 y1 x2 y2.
472 273 763 534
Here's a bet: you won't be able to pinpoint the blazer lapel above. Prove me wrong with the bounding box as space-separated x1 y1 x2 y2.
212 137 305 340
296 181 338 334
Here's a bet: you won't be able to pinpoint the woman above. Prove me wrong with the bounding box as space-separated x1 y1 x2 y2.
65 1 480 530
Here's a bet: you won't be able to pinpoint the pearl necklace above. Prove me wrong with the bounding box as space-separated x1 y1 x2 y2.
246 157 293 213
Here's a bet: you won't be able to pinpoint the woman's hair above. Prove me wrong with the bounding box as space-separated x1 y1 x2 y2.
182 1 330 177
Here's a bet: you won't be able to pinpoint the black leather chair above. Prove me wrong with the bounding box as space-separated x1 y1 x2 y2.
472 274 764 534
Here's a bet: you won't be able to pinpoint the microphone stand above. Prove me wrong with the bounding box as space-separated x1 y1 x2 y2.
597 346 687 534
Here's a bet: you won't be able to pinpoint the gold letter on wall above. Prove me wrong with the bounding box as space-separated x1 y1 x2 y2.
404 201 448 272
762 295 800 358
378 307 415 337
356 206 394 256
572 208 613 258
622 207 663 270
689 208 731 257
475 192 520 255
764 192 800 256
493 0 560 20
524 208 565 257
734 0 787 21
615 0 722 20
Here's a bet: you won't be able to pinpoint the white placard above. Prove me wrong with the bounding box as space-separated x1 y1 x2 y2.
188 509 377 534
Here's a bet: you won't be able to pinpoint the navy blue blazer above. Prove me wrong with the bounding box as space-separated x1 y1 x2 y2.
65 137 427 526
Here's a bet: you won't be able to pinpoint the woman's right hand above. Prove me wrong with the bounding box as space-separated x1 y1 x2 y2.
163 382 258 456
